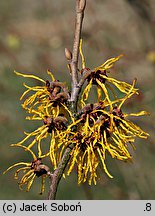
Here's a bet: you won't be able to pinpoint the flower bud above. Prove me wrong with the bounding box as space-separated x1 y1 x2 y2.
65 48 72 60
78 0 86 12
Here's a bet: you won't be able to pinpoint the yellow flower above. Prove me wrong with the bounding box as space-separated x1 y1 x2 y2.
56 79 149 185
5 40 150 192
3 147 49 194
12 70 74 163
63 106 149 185
79 39 138 108
15 70 70 119
11 110 73 164
45 41 150 185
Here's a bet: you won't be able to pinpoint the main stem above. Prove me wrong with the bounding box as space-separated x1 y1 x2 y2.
47 0 86 200
47 145 74 200
70 0 86 108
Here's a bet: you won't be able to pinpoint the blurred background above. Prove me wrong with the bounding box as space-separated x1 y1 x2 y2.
0 0 155 199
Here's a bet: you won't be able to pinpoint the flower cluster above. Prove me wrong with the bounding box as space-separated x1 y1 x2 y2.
4 40 149 193
3 146 50 194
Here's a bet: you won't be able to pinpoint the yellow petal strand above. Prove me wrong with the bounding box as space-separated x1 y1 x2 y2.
26 139 37 150
84 149 90 183
3 162 31 174
96 79 113 111
20 86 32 100
97 86 102 101
22 171 35 184
40 175 46 195
79 39 86 69
11 133 34 146
106 83 118 100
38 139 42 158
26 116 42 121
118 78 137 109
94 55 123 71
103 131 126 160
14 167 30 179
20 170 34 184
50 131 57 169
14 71 45 83
47 70 55 81
61 103 74 122
81 79 93 107
26 174 36 192
20 84 46 100
79 150 87 183
36 127 49 142
23 83 46 92
67 146 79 176
124 110 150 117
121 119 149 138
77 157 83 184
112 133 131 159
12 144 37 160
97 148 113 178
40 152 50 159
100 74 138 95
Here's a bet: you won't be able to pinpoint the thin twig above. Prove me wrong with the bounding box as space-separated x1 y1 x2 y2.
70 0 86 103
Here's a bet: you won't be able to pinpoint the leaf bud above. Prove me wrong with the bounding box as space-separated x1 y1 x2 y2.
65 48 72 60
78 0 86 12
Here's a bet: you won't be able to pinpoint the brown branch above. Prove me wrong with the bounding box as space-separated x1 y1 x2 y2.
47 145 74 200
70 0 86 103
68 68 92 106
47 0 86 200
